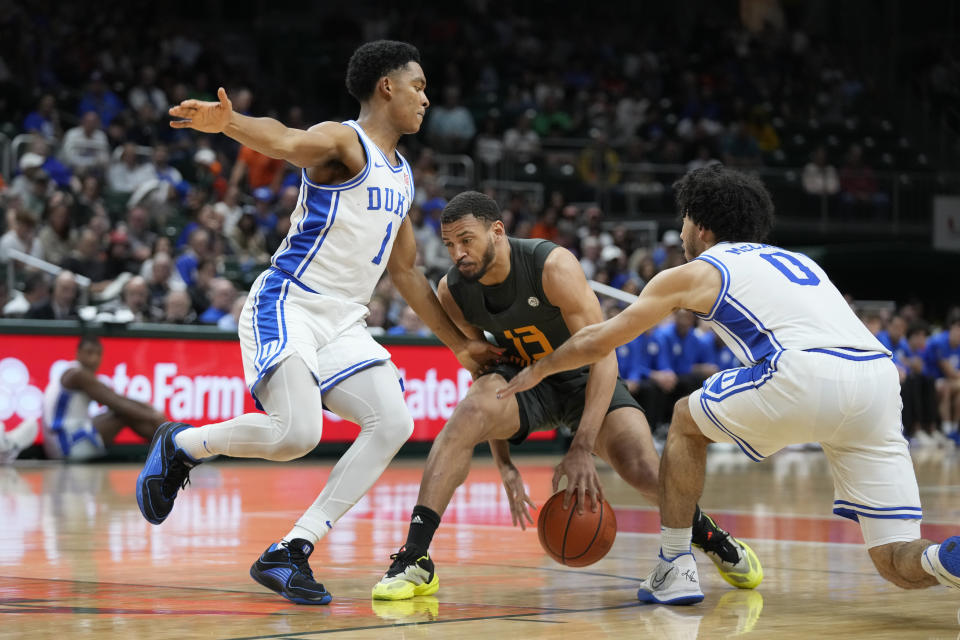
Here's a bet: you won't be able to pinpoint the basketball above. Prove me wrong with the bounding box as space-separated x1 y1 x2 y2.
537 491 617 567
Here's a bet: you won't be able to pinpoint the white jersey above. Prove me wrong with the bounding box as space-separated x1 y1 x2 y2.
270 120 414 305
42 361 100 457
695 242 888 366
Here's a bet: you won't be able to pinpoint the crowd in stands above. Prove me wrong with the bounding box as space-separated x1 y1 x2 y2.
0 3 955 445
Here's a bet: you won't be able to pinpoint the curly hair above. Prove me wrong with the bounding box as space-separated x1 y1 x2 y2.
672 165 775 243
440 191 502 226
345 40 421 102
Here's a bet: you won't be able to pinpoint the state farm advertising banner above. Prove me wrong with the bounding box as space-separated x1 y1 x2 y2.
0 334 554 444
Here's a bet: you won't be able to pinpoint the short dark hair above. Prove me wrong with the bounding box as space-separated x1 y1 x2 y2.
906 321 929 339
673 165 775 243
345 40 421 102
440 191 503 226
78 335 101 350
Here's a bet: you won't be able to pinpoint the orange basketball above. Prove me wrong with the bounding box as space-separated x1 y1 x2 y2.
537 491 617 567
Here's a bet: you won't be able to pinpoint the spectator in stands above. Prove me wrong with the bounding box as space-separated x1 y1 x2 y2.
217 293 246 331
27 138 74 191
250 187 278 235
22 93 61 141
187 258 217 315
37 192 76 267
102 230 141 282
76 71 124 127
107 275 159 322
474 114 505 178
802 145 840 198
926 311 960 440
128 65 168 114
616 326 674 431
386 303 432 337
577 132 622 189
228 210 270 272
532 94 573 137
176 227 210 287
839 144 889 216
720 119 763 168
899 322 942 446
61 111 111 174
502 111 541 164
656 309 718 412
107 143 154 195
230 144 285 193
149 144 187 199
425 86 476 153
365 296 389 336
162 289 197 324
0 207 43 263
26 270 79 320
8 153 54 217
63 228 109 294
579 235 602 280
144 251 184 310
2 271 49 317
198 278 237 325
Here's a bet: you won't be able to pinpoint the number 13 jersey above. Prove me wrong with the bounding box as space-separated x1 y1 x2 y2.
695 242 888 366
270 120 414 305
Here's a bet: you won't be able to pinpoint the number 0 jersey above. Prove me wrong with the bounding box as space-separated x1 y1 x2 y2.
270 120 414 305
695 242 888 366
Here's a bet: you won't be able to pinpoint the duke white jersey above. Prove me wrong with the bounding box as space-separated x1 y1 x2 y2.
42 361 98 453
695 242 888 366
270 120 414 304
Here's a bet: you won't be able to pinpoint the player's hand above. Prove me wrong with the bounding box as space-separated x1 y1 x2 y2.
169 87 233 133
553 444 603 515
650 369 678 393
496 364 543 400
499 463 536 530
454 339 503 377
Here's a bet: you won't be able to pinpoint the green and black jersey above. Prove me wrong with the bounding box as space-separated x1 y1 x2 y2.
445 237 641 443
445 237 588 383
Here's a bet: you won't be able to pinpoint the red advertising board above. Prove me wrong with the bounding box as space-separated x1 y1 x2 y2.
0 334 555 444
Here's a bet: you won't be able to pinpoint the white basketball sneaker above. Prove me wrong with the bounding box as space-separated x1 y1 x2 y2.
0 418 39 464
637 550 705 605
921 537 960 591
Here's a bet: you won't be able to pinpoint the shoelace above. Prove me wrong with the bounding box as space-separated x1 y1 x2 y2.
385 547 422 577
282 542 315 579
161 456 193 499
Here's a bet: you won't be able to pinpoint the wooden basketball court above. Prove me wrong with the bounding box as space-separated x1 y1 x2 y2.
1 447 958 638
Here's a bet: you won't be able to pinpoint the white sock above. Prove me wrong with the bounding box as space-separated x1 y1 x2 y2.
173 426 215 461
283 522 330 546
661 526 693 559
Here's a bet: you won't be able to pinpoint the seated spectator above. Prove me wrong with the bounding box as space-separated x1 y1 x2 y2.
656 308 718 407
577 132 621 188
61 111 110 174
22 93 61 141
0 207 44 263
176 227 211 287
127 65 168 114
76 71 125 127
250 187 279 235
217 293 246 331
198 278 237 325
386 304 432 337
103 275 159 322
925 311 960 439
37 191 77 266
102 230 142 282
108 143 154 195
502 111 541 164
899 321 941 446
62 228 110 294
720 119 763 168
802 145 840 197
26 270 79 320
228 211 270 271
7 153 54 217
188 259 218 316
839 144 889 216
365 296 389 336
144 251 185 309
3 271 50 317
615 325 675 430
230 144 285 193
425 86 476 153
162 289 197 325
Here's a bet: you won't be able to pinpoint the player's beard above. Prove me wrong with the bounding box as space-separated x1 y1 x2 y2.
457 238 496 282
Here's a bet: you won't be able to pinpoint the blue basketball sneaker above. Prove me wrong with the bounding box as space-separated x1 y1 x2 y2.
136 422 201 525
250 539 332 605
921 537 960 591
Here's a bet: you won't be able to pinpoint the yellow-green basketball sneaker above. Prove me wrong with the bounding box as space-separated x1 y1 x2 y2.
372 545 440 600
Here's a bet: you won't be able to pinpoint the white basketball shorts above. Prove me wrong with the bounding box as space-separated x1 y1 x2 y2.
239 268 392 408
689 349 921 548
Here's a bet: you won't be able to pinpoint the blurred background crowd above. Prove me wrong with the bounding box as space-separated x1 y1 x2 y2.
0 0 958 445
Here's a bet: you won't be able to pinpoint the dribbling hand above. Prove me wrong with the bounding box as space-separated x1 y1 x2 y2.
499 463 536 530
553 445 603 515
169 87 233 133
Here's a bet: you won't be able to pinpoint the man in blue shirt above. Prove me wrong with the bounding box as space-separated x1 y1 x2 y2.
656 310 718 418
617 330 673 429
924 311 960 441
900 322 942 446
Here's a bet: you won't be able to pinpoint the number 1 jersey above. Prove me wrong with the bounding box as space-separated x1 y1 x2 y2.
270 120 414 305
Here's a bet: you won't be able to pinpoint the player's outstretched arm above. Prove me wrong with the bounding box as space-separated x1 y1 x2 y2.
169 87 351 169
498 260 720 399
490 439 536 530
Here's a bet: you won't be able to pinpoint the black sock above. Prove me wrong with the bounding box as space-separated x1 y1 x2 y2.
404 505 441 552
690 504 707 546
